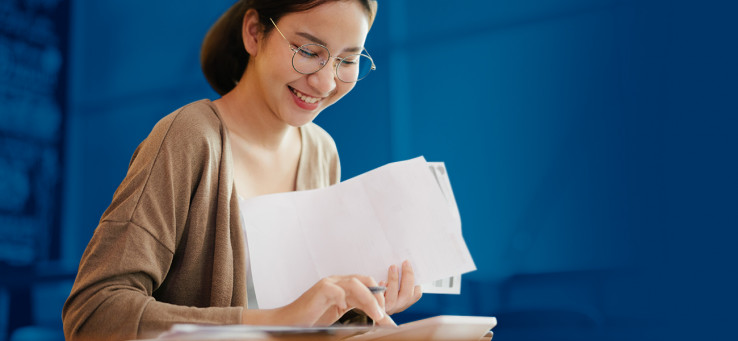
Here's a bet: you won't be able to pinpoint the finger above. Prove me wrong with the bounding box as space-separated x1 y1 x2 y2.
398 260 416 304
292 278 347 326
344 275 385 310
341 277 386 323
412 285 423 304
343 274 379 288
319 278 349 311
384 264 400 312
374 310 398 327
375 281 388 310
393 285 423 315
372 286 386 309
338 275 383 309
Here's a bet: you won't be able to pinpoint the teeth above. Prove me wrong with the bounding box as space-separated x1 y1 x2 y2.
291 87 320 104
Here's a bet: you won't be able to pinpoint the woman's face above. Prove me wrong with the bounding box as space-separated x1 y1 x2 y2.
252 1 370 127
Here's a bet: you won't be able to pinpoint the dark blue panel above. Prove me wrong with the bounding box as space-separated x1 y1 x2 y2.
1 0 735 340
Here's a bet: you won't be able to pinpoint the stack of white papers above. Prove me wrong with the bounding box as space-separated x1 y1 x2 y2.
240 156 476 309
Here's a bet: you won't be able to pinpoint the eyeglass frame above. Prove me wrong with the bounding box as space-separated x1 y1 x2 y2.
269 18 376 83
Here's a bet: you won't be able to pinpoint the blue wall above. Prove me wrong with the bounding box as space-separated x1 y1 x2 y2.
1 0 736 340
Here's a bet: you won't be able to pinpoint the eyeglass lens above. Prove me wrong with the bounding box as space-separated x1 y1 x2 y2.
292 44 373 82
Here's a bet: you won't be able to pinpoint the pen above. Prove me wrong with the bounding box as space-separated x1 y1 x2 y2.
368 286 386 294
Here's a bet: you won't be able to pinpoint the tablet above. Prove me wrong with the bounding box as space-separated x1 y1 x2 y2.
348 315 497 341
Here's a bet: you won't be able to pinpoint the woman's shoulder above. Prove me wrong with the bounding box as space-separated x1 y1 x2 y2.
130 99 225 166
301 122 337 153
299 122 340 186
153 99 223 141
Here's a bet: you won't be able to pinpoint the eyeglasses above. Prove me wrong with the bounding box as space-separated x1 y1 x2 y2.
269 18 376 83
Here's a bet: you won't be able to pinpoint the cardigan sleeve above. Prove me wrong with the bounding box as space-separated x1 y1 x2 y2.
62 102 243 341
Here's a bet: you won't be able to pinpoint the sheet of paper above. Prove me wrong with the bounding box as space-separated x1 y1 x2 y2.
240 156 477 309
422 162 462 294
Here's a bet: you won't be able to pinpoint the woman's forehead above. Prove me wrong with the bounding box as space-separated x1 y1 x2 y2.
276 1 370 48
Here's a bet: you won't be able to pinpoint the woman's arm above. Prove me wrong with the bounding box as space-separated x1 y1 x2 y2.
62 221 244 340
63 103 245 340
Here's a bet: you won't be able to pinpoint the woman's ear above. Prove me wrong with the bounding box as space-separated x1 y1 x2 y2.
242 9 261 55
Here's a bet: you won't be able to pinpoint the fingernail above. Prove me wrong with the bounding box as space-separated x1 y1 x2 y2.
374 307 385 320
387 314 397 327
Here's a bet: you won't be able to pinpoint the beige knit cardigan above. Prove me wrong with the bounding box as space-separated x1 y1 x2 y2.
62 99 340 340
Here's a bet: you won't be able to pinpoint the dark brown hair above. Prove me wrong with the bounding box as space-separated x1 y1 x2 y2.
201 0 377 95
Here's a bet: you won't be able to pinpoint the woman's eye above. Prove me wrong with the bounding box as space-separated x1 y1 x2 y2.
297 47 318 58
341 58 359 65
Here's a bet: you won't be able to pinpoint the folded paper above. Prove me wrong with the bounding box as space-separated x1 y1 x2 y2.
240 156 476 309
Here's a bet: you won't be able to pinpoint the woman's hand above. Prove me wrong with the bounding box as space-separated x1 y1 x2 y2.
378 260 423 315
271 275 396 327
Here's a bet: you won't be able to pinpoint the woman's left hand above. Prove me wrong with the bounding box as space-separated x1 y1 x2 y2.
379 260 423 315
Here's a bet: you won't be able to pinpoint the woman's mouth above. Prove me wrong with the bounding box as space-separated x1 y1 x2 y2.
289 86 321 104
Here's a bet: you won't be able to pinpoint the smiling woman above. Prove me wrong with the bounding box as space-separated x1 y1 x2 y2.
61 1 423 340
201 0 377 96
220 2 371 129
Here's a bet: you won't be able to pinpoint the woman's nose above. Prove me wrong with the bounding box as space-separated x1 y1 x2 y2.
307 62 337 95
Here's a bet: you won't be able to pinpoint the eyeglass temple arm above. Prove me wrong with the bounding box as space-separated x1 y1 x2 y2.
364 48 377 70
269 18 294 50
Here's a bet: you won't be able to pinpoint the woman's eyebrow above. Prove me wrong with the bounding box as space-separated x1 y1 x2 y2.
295 31 363 53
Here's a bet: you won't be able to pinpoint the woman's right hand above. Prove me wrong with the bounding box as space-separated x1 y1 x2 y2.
270 275 396 327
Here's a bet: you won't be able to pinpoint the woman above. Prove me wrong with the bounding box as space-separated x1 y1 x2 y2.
62 0 422 339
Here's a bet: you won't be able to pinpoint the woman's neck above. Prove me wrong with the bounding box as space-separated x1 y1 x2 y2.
214 79 295 152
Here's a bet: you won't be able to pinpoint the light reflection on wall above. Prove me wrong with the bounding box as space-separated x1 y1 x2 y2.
0 0 67 265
